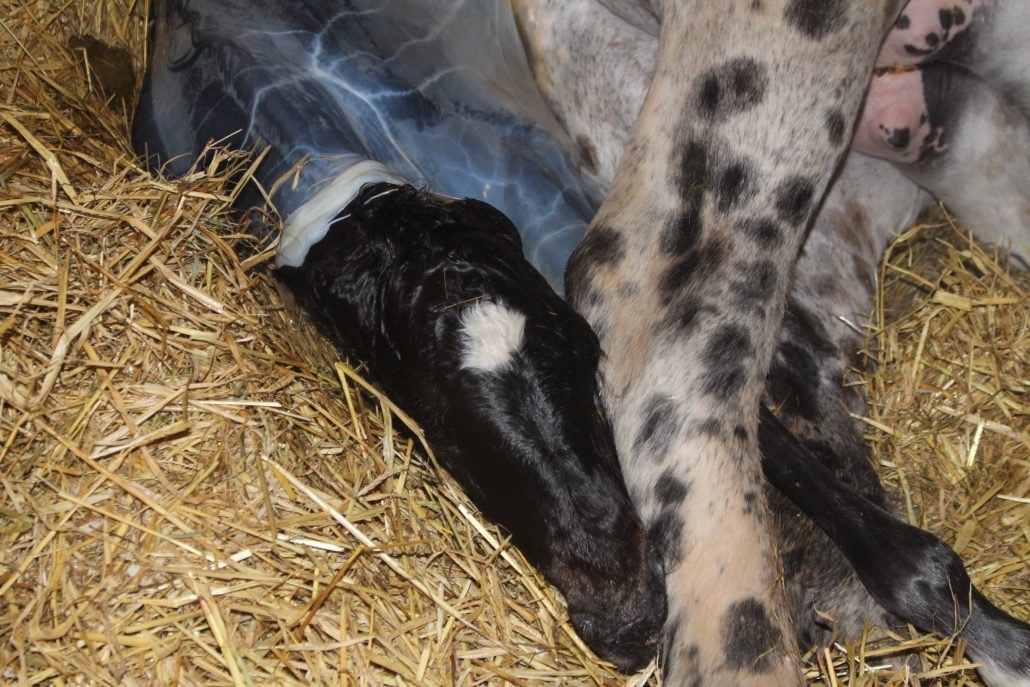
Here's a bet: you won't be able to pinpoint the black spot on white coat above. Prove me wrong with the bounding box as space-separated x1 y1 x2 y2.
655 470 691 507
773 176 816 227
734 216 783 247
701 324 753 400
722 597 782 673
730 259 778 314
659 236 728 303
825 108 847 146
716 160 757 212
664 293 713 334
634 395 680 457
696 58 768 122
784 0 848 39
565 223 625 305
648 507 685 566
662 140 709 255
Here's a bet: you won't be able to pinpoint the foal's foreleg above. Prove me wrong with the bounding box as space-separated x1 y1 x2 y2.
765 152 927 646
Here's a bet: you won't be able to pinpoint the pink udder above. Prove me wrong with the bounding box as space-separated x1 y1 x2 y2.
877 0 987 67
854 68 944 163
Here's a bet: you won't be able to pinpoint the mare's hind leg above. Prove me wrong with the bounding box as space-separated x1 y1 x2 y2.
764 151 928 646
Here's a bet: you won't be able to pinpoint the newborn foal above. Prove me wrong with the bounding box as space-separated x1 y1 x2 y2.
276 183 667 668
133 0 665 670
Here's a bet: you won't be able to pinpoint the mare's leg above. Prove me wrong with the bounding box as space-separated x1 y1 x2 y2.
516 1 909 648
565 2 903 683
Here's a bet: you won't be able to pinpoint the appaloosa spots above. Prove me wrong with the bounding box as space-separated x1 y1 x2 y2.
701 324 753 400
585 288 604 309
716 160 758 212
662 212 702 256
664 293 712 333
664 640 703 687
696 57 768 122
825 108 847 146
661 618 681 673
886 126 913 149
773 176 816 227
722 597 782 673
663 139 709 255
659 236 728 302
571 223 625 270
648 507 685 566
566 223 626 303
676 139 710 197
734 216 783 247
784 0 847 40
634 394 680 457
617 281 639 299
730 259 778 313
697 417 725 437
655 469 692 507
883 2 990 70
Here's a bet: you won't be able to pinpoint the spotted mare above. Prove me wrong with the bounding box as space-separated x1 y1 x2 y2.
515 0 1030 685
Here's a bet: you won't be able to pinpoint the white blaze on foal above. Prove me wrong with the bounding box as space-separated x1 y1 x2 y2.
460 300 527 372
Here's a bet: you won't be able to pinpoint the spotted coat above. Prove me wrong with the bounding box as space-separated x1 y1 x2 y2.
514 0 1029 685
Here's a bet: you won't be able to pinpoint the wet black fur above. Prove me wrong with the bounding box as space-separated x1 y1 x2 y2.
277 183 667 672
760 408 1030 677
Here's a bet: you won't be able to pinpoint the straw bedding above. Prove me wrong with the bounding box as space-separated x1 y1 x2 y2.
1 2 1025 685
